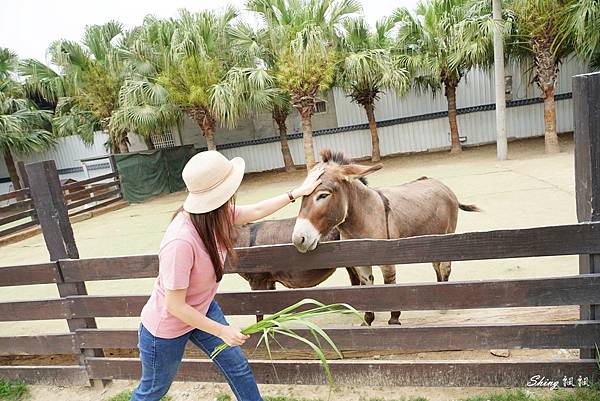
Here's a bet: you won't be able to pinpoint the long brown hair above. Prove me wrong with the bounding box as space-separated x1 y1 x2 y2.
173 199 238 282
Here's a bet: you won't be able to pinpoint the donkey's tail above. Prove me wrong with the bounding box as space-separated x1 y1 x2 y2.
459 203 482 212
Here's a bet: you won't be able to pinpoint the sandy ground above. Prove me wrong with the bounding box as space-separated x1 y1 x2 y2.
23 380 566 401
0 134 586 400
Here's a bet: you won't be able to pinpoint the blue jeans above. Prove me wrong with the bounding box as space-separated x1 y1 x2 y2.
130 300 262 401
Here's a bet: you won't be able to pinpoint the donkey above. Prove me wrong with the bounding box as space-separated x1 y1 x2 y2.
291 149 480 326
236 217 361 321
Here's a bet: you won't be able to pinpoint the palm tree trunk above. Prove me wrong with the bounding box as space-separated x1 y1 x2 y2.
188 107 217 151
364 102 381 162
273 109 295 172
204 125 217 151
445 82 462 153
532 35 560 154
118 133 129 153
144 136 155 150
300 110 316 169
543 87 560 154
3 149 23 194
111 134 120 154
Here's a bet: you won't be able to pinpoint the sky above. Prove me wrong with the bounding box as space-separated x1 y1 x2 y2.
0 0 419 63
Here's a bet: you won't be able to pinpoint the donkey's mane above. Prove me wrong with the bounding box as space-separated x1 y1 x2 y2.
320 149 368 185
320 149 353 166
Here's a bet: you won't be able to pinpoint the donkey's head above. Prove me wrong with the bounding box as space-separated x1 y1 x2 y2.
292 149 382 253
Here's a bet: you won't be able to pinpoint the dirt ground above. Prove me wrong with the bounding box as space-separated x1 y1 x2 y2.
22 380 567 401
0 134 585 400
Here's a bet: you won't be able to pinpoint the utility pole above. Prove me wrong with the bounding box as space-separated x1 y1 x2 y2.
493 0 508 160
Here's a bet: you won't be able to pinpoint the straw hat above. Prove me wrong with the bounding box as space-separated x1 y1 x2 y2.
182 151 245 214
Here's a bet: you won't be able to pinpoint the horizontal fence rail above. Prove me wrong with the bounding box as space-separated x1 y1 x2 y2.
233 222 600 272
0 165 123 241
0 198 32 214
84 357 598 387
61 172 118 191
0 334 77 356
0 262 60 286
5 320 599 358
0 189 29 202
0 187 35 238
6 320 598 359
0 299 72 322
73 321 600 352
1 274 599 321
51 222 600 282
0 366 89 386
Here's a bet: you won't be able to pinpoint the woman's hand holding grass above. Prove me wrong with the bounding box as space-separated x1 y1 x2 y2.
218 325 249 346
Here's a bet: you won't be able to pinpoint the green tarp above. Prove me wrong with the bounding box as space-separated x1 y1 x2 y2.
114 146 196 203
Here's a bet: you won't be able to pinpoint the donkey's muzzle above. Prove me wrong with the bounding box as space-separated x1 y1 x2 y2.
292 218 321 253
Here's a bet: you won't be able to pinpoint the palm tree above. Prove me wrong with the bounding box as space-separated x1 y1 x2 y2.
506 0 600 154
394 0 493 153
505 0 578 154
338 17 410 162
217 22 297 171
119 9 245 151
214 65 298 171
247 0 361 168
20 59 100 146
558 0 600 69
44 22 130 153
112 20 183 150
0 48 55 193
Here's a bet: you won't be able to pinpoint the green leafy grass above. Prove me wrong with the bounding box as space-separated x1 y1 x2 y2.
211 299 364 386
106 390 171 401
0 379 28 401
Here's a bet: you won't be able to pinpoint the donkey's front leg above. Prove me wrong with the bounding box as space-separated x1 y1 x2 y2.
432 261 452 282
355 266 375 326
381 264 401 325
250 280 276 322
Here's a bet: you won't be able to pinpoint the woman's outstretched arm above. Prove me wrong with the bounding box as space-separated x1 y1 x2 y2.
234 166 324 225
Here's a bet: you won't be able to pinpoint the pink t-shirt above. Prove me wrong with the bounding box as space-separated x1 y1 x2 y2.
140 210 236 339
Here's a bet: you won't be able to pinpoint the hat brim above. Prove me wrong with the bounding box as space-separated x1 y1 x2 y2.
183 157 245 214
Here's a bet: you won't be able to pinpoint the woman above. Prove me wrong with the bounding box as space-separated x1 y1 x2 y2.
130 150 323 401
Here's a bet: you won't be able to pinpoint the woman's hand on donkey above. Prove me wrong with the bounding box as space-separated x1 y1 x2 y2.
293 166 325 198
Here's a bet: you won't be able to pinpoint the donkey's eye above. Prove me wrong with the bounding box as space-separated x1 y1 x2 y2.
317 193 330 201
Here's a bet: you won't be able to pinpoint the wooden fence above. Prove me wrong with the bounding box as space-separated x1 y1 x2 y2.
0 158 123 239
0 72 599 388
1 222 600 386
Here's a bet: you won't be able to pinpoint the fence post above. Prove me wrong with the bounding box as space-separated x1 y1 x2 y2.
108 154 124 200
16 160 37 224
25 160 107 386
573 72 600 360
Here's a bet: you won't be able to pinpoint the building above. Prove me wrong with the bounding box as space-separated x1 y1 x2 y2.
0 58 590 193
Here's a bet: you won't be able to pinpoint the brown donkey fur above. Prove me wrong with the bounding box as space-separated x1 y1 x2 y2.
292 149 480 325
236 217 360 321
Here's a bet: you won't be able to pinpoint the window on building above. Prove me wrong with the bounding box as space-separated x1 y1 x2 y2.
314 101 327 114
151 132 176 149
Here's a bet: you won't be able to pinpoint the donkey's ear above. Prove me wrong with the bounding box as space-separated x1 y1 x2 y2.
339 163 383 179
